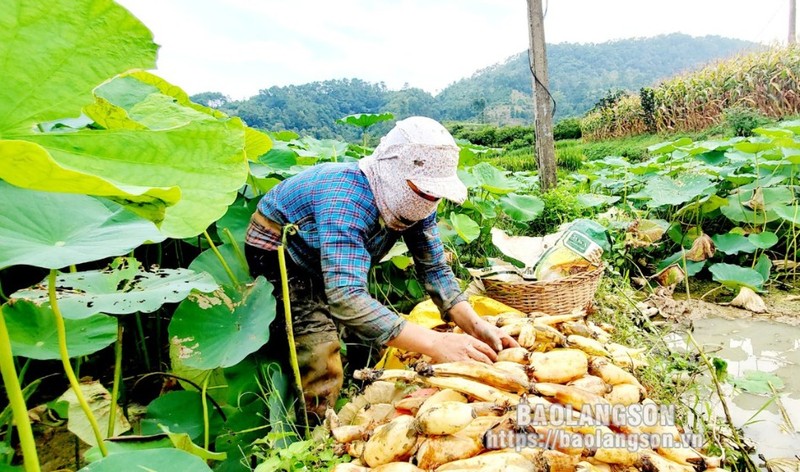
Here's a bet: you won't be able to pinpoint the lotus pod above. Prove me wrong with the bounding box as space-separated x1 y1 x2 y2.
362 415 418 467
654 264 685 287
588 356 643 388
415 434 483 470
372 463 425 472
730 286 767 313
567 335 610 357
567 375 611 395
422 360 529 393
497 347 531 364
605 383 643 406
435 451 535 471
417 388 467 415
331 424 370 443
415 401 476 435
685 234 715 262
529 349 588 384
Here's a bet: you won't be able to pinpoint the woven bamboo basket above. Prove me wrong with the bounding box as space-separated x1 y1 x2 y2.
481 266 604 315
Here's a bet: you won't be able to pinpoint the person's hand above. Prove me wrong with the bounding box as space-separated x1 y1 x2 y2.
447 301 520 352
468 317 520 352
427 332 499 364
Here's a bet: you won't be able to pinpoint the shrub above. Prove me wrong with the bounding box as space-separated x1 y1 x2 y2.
556 146 584 171
527 186 595 236
553 117 582 140
723 106 770 137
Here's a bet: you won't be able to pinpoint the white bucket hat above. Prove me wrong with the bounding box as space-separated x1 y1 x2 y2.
369 116 468 204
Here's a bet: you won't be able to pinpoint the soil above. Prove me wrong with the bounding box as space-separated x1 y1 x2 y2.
640 280 800 326
32 424 89 472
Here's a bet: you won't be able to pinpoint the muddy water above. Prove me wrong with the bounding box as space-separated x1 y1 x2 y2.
666 317 800 458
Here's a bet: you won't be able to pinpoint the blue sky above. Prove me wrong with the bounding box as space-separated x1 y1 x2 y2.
117 0 791 99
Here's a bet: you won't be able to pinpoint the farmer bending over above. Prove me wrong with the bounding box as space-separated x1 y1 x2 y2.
245 116 517 422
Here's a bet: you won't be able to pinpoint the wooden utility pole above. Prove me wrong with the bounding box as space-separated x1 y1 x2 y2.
790 0 797 44
526 0 557 191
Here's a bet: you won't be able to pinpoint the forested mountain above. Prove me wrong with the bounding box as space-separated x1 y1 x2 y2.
195 34 759 138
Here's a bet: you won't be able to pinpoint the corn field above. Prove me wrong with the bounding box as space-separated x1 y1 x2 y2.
582 45 800 140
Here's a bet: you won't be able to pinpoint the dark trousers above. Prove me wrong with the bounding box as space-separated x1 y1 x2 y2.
245 244 343 424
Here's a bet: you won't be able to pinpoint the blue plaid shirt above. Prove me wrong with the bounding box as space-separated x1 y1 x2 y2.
245 162 467 345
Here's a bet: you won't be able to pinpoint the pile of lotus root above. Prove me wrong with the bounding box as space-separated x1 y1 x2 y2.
325 310 723 472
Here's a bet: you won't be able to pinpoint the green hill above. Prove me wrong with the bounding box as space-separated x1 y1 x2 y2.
198 33 759 138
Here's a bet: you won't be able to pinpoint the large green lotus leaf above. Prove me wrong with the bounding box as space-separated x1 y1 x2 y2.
336 112 394 128
754 254 772 282
83 436 174 464
188 243 252 287
472 162 519 194
168 277 276 370
78 448 212 472
0 181 164 270
12 257 218 320
634 175 716 207
294 137 349 161
577 193 621 208
498 193 544 222
0 140 180 215
709 263 765 292
730 370 784 395
648 137 693 155
449 212 481 244
711 233 757 255
87 71 271 161
21 117 248 239
2 300 117 360
719 187 793 224
748 231 779 249
657 252 705 276
141 390 224 443
215 199 259 245
774 204 800 225
0 0 157 133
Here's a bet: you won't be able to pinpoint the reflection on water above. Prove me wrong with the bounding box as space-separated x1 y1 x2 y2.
665 317 800 457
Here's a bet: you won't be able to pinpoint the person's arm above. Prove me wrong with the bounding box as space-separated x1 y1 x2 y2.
403 213 518 352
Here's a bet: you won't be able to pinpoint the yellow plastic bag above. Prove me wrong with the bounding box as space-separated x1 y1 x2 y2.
374 295 523 369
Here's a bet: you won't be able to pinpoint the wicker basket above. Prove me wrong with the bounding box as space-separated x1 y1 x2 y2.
481 266 604 315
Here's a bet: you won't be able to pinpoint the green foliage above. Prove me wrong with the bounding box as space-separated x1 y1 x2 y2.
723 106 770 137
553 117 582 140
252 434 349 471
527 186 596 236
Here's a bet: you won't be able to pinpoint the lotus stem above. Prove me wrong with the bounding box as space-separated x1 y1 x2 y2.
48 270 108 457
107 325 124 437
278 224 308 436
201 372 210 450
222 227 249 272
203 229 238 286
134 313 151 372
0 308 41 472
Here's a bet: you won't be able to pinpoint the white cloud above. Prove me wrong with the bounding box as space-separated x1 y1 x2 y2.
117 0 793 99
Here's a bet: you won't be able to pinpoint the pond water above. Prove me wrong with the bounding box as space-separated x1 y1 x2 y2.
666 316 800 458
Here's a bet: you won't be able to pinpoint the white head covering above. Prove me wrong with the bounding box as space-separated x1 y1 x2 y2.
359 117 468 230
